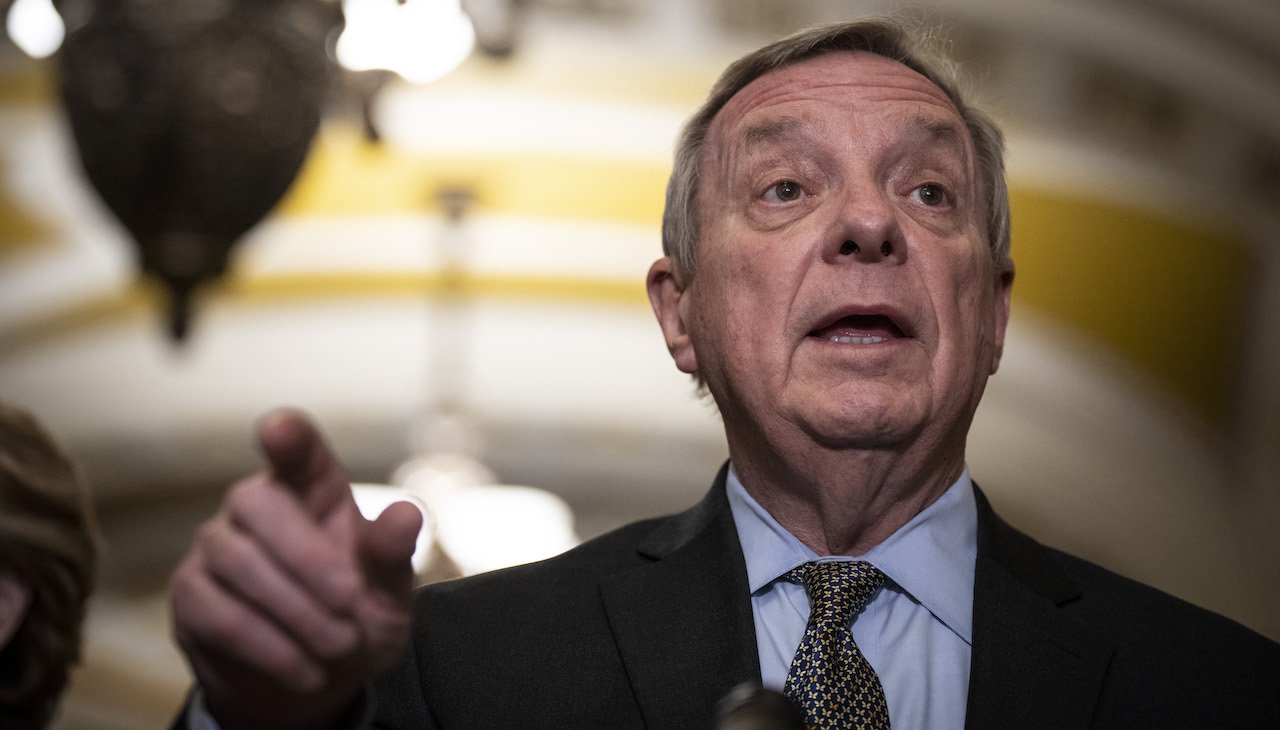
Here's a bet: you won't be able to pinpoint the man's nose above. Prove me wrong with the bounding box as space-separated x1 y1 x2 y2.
826 189 905 264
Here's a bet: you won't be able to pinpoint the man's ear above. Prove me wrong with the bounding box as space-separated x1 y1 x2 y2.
646 257 699 374
989 256 1015 375
0 571 33 650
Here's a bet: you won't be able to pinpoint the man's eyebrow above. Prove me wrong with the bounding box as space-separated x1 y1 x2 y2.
740 116 805 152
905 115 967 153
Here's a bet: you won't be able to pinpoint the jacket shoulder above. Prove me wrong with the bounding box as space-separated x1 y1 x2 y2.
973 486 1280 727
373 515 673 729
376 475 747 729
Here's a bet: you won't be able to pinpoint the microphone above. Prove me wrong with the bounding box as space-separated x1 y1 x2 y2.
715 683 806 730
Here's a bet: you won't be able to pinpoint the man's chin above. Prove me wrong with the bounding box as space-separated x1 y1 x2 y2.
792 398 929 451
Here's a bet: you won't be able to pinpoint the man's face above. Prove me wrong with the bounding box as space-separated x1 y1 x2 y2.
650 51 1013 457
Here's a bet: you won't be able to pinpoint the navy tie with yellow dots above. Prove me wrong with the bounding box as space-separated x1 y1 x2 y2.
783 561 891 730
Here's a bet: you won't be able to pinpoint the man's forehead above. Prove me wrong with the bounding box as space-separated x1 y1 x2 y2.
711 51 962 143
738 112 966 154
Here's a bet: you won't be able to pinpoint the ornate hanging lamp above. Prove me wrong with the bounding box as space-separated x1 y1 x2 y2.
54 0 343 340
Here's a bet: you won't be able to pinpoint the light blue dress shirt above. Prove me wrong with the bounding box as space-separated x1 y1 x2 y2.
725 465 978 730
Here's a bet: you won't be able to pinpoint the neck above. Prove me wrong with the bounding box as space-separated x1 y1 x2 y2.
728 431 965 556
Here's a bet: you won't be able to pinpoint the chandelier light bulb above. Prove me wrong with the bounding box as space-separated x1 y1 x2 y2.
6 0 65 59
336 0 476 84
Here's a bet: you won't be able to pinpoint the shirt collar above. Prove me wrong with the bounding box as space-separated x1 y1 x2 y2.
726 464 977 643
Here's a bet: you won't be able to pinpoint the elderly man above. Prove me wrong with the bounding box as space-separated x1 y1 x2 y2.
170 18 1280 730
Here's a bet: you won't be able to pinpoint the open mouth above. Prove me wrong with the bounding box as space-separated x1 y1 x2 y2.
808 314 906 344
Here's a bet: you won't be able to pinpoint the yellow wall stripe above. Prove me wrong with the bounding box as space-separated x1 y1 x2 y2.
223 271 647 306
276 124 669 226
1009 187 1249 421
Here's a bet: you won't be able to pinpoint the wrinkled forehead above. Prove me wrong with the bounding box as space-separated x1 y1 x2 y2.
706 51 966 160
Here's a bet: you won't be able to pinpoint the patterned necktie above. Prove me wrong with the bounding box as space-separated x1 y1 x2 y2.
783 561 891 730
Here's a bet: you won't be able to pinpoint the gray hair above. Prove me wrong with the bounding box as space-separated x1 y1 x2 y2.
661 18 1011 282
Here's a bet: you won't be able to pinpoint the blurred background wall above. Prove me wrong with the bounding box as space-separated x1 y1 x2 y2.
0 0 1276 726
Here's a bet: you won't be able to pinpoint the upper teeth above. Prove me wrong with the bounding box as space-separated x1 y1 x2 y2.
829 335 887 344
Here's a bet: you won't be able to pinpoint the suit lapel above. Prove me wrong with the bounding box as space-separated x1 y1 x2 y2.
965 486 1113 729
599 466 761 729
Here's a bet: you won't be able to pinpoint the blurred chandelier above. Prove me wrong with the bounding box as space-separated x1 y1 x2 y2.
12 0 513 339
352 186 579 584
353 414 579 582
53 0 342 340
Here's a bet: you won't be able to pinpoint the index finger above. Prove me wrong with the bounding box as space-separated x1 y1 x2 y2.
256 408 350 519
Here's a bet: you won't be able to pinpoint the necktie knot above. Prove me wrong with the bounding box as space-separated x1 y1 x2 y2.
786 561 886 628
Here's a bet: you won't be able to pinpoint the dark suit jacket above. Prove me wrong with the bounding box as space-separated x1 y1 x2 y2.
370 465 1280 728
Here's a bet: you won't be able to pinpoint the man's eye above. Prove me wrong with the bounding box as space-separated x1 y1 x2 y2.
913 183 946 206
767 181 803 203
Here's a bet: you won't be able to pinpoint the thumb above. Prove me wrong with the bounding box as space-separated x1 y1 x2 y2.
257 408 350 519
360 500 423 596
